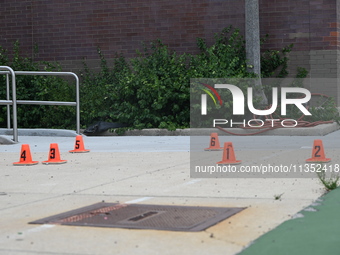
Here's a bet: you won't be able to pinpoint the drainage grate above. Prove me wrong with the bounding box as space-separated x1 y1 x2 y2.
29 202 245 232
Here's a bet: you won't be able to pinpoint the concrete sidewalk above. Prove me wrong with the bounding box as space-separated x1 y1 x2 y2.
0 132 339 254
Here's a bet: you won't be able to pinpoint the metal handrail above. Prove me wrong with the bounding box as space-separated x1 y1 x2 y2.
0 66 18 141
0 67 80 142
6 73 10 129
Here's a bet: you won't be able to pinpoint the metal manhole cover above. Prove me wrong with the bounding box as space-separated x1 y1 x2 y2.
29 202 245 232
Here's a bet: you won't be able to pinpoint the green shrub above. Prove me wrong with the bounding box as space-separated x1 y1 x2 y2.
80 42 190 130
0 27 298 130
81 26 294 130
0 41 76 129
189 27 251 78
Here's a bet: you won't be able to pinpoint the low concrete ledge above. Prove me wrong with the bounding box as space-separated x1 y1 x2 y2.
91 122 339 136
0 122 338 140
190 122 340 136
0 128 78 137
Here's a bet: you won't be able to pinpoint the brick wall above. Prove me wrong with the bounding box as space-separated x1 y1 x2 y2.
1 0 339 103
0 0 245 62
259 0 338 51
0 1 338 61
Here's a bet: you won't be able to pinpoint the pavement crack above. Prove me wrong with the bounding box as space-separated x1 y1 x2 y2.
72 161 189 194
203 229 242 246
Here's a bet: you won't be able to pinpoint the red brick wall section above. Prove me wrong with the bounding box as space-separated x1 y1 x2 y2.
260 0 338 51
0 0 339 64
0 0 245 62
326 23 340 48
0 0 34 56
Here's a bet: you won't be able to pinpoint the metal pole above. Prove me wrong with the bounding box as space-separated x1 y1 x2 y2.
10 68 18 142
6 73 10 129
73 73 80 134
1 67 18 142
0 66 17 142
245 0 268 106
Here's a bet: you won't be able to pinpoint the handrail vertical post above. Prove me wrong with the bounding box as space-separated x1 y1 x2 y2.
75 74 80 134
10 68 18 142
1 67 18 142
6 73 11 129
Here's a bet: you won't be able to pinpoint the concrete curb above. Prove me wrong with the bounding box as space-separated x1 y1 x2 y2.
87 122 340 136
0 123 338 143
0 128 78 138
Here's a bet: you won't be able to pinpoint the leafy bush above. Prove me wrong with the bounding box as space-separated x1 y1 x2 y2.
189 27 251 78
0 27 298 130
81 42 190 130
81 26 295 130
0 41 76 129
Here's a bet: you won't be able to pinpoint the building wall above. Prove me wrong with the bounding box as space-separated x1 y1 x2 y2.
0 0 337 62
0 0 245 62
0 0 339 103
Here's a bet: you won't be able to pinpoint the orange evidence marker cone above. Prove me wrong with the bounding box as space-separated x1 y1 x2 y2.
216 142 241 165
13 144 39 166
69 135 90 153
204 133 223 151
306 139 331 163
42 143 67 165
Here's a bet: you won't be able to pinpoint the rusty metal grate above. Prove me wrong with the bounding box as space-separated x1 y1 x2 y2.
29 202 245 232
